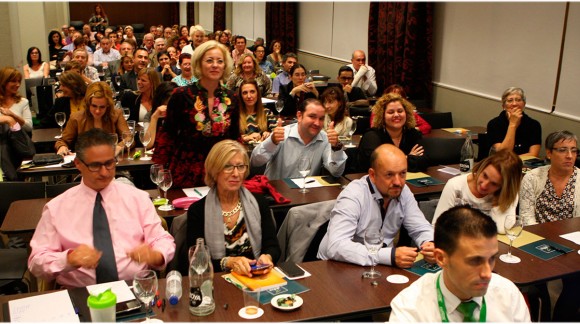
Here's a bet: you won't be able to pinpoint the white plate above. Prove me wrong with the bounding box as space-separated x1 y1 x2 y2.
386 274 409 284
271 294 303 311
238 306 264 319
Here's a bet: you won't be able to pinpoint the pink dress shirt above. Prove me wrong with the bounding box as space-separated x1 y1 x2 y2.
28 180 175 288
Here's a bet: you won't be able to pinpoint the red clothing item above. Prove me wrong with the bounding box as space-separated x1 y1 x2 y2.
243 175 291 204
369 111 431 135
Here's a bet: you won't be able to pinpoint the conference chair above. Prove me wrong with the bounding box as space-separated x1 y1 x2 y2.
419 111 453 129
476 132 491 161
69 21 84 31
277 200 335 263
420 137 466 166
45 182 80 198
0 181 46 226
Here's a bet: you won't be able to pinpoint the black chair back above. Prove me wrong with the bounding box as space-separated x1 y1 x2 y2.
0 182 46 225
420 112 453 129
477 132 491 161
421 137 466 166
46 182 80 198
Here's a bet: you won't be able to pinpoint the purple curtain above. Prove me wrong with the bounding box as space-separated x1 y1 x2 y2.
213 2 226 32
368 2 433 106
265 2 297 54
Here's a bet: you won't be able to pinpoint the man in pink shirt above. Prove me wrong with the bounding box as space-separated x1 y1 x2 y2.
29 128 175 288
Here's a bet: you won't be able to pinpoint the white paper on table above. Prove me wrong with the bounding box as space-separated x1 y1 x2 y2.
182 186 211 198
437 166 461 175
560 231 580 245
261 97 276 104
9 290 80 322
291 177 324 188
86 280 136 303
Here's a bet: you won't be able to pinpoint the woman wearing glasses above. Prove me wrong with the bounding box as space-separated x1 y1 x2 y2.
487 87 542 157
171 140 280 277
55 81 129 156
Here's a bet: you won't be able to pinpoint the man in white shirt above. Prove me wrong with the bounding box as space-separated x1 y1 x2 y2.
142 33 155 54
389 205 530 322
251 98 346 180
93 37 121 67
347 50 377 97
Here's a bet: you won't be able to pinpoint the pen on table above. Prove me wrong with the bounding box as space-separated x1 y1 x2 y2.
194 188 203 197
305 179 315 184
70 297 79 315
548 245 568 254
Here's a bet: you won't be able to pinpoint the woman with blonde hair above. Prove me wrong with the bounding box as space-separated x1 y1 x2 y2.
226 53 271 96
56 81 129 156
357 92 426 171
432 149 523 234
121 67 160 122
0 67 32 133
117 54 134 76
238 80 276 143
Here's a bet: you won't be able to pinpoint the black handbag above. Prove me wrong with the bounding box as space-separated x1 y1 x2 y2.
32 153 64 166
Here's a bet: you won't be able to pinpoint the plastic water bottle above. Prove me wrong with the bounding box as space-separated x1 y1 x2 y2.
460 132 475 173
165 270 182 306
189 238 215 316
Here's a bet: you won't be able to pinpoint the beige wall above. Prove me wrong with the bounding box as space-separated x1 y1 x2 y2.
296 51 349 80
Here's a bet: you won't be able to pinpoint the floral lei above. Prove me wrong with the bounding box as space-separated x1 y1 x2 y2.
193 83 232 137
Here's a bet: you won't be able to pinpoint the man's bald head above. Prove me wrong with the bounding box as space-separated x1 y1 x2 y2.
370 144 406 171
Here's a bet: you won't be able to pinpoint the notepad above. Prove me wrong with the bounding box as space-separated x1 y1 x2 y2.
497 230 543 248
9 290 79 322
231 269 287 291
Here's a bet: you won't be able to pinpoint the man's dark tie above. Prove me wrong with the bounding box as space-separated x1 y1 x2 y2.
93 192 119 283
457 300 478 322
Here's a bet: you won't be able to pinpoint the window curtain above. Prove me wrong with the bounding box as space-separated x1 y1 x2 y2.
265 2 297 54
186 2 195 27
169 3 179 27
214 2 226 32
368 2 433 106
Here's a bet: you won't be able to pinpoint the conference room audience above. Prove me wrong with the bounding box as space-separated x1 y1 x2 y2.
23 47 49 79
56 82 129 156
171 53 196 86
142 82 177 150
251 98 346 180
432 149 522 234
320 86 353 137
226 53 271 96
383 84 431 135
254 45 274 75
238 80 276 143
389 205 530 322
153 40 239 188
271 52 297 96
487 87 542 157
0 67 32 133
29 128 175 288
278 64 318 117
121 67 160 122
170 140 280 276
40 71 87 128
156 51 180 82
48 30 64 62
267 40 283 72
357 93 427 172
318 144 435 268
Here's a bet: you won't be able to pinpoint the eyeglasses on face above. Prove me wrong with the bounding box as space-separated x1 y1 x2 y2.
552 147 579 154
505 98 523 104
78 158 117 172
223 164 248 174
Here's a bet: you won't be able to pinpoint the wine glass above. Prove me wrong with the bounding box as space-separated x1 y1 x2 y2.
122 131 134 160
347 120 357 147
139 130 152 160
499 214 524 264
363 228 384 278
109 133 119 159
114 75 121 88
158 170 174 211
297 157 311 194
150 164 164 202
275 99 284 118
122 107 131 121
133 270 158 322
55 112 66 138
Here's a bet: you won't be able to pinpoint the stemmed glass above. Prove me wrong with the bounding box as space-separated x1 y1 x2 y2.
114 75 122 88
109 133 119 160
122 107 131 121
347 120 357 147
133 270 158 322
298 157 311 194
150 164 164 203
55 112 66 138
122 131 134 160
363 228 384 278
139 130 152 160
275 99 284 118
158 169 174 211
500 214 524 264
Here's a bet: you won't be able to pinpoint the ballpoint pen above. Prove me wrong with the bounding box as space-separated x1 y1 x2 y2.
194 188 203 197
548 245 569 254
305 179 315 184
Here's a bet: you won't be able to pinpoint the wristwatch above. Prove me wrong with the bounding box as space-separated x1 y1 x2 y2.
331 142 344 151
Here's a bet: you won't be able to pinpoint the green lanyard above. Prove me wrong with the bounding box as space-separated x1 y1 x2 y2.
436 273 487 322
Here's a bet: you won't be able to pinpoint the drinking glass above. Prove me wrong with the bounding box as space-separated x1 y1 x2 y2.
363 228 384 278
109 133 119 160
127 120 136 134
499 214 524 264
122 107 131 121
115 100 123 110
158 170 174 211
297 157 311 194
150 164 164 202
275 99 284 118
122 131 134 160
347 120 357 147
55 112 66 138
114 75 121 87
139 130 152 160
133 270 158 322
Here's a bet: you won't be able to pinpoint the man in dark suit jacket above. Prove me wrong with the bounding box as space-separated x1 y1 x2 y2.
0 115 35 181
120 48 150 91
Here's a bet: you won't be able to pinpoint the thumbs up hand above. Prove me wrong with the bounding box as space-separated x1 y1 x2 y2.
327 121 339 147
272 118 285 145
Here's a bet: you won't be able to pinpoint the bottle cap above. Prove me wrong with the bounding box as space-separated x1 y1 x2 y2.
169 295 179 305
87 288 117 309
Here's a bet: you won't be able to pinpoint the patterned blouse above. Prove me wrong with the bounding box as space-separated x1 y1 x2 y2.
242 108 277 136
535 169 577 223
224 210 254 260
153 82 239 188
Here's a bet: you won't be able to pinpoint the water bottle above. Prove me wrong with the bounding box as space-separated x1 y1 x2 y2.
460 132 475 173
165 270 182 306
189 238 215 316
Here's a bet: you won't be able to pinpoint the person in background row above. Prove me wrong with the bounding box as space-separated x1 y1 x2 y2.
0 67 33 133
156 51 180 82
487 87 541 157
171 53 196 86
348 50 377 97
179 25 190 42
178 36 189 51
433 149 522 234
267 40 283 72
278 64 318 118
143 82 177 150
238 80 276 143
181 25 205 56
88 3 109 33
381 84 431 135
231 35 253 66
93 37 121 67
153 41 239 188
389 205 530 322
117 54 134 76
216 30 231 50
335 65 368 107
123 25 137 45
30 128 175 288
254 45 273 75
121 67 160 123
120 48 150 91
226 53 271 96
271 52 297 96
248 37 264 52
23 47 50 79
320 86 353 137
48 30 64 62
40 71 87 129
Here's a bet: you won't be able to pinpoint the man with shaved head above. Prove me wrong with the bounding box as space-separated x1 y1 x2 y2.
318 144 434 268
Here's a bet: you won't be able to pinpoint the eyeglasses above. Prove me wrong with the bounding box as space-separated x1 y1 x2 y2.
339 76 354 81
223 164 248 174
505 98 523 104
78 158 117 172
552 147 579 154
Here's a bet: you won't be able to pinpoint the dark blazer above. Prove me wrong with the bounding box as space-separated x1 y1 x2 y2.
0 123 35 181
40 97 75 129
120 91 142 122
120 70 137 91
